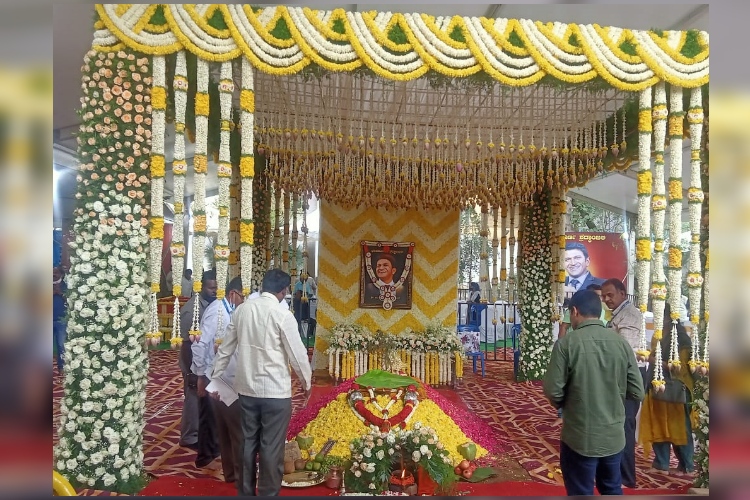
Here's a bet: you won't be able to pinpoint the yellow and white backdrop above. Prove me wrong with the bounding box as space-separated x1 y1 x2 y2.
313 203 459 370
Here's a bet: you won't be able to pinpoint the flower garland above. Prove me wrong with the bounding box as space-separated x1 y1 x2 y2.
94 5 709 91
189 57 209 340
170 51 188 347
145 54 166 347
649 82 668 389
634 86 652 360
557 196 566 304
517 189 553 381
282 191 291 272
239 56 255 297
500 205 507 300
348 384 418 432
686 86 705 374
491 206 499 302
214 61 234 298
479 206 490 302
666 84 684 369
290 193 299 283
507 205 516 303
54 49 152 494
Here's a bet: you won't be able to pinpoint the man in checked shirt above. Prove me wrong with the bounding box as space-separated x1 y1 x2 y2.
601 278 645 490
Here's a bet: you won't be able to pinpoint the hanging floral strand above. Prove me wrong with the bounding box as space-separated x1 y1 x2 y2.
282 191 291 273
508 205 516 303
147 54 166 347
558 194 567 303
635 86 653 361
686 87 705 373
170 51 189 346
273 186 282 267
215 61 234 299
239 56 255 297
479 205 490 302
189 57 210 343
650 82 668 390
666 85 684 371
500 205 508 302
491 206 499 303
290 193 299 284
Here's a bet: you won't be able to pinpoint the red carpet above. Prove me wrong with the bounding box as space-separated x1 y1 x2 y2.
137 475 691 496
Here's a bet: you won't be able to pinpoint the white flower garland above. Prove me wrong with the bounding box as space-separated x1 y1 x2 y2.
215 61 233 298
94 6 710 88
491 207 499 302
687 86 704 373
500 205 507 301
635 86 652 358
650 82 667 388
666 85 683 367
239 56 254 296
508 205 516 302
479 207 490 301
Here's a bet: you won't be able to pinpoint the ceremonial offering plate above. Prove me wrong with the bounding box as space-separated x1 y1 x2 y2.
281 471 324 488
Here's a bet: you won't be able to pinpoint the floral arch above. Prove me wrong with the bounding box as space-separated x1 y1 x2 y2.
55 4 709 493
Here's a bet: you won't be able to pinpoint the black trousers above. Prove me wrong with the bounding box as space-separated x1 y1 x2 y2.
238 395 293 496
195 392 220 467
212 397 242 484
622 398 640 488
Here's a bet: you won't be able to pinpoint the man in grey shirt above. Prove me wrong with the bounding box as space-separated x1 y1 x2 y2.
601 278 644 490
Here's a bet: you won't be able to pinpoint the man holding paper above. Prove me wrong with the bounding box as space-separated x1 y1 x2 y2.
192 276 245 482
212 269 312 496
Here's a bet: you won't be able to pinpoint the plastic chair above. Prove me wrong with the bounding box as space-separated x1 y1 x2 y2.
466 351 485 377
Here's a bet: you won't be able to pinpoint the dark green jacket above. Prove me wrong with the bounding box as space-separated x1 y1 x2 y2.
543 319 645 457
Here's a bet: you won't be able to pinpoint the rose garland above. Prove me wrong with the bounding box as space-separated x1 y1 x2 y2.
348 384 419 432
54 49 152 494
517 189 553 381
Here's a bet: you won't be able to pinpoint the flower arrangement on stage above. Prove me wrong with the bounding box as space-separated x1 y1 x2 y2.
326 323 464 384
344 424 457 495
54 48 152 493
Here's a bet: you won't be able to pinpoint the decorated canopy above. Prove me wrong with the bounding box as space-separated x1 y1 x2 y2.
54 4 710 494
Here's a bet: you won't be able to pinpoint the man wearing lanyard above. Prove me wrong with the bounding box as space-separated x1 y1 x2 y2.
601 278 645 490
191 277 243 471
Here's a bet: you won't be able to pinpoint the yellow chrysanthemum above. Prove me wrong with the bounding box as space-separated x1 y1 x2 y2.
193 215 207 233
637 170 652 195
668 180 682 202
195 92 209 116
668 247 682 268
150 217 164 239
636 239 651 261
240 89 255 113
151 86 167 110
150 155 165 178
638 110 653 133
193 154 208 174
240 221 255 245
240 155 255 178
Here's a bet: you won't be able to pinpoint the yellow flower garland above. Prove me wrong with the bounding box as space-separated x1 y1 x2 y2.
150 217 164 239
635 239 651 261
636 170 652 195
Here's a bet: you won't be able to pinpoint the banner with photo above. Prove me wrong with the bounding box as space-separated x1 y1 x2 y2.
359 241 414 310
563 232 628 293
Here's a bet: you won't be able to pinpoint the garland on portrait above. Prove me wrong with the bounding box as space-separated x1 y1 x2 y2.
53 48 153 494
516 188 554 381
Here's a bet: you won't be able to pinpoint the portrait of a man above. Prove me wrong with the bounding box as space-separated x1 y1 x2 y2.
359 241 414 310
564 241 605 293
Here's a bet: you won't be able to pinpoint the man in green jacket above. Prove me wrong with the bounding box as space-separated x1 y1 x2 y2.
543 290 645 496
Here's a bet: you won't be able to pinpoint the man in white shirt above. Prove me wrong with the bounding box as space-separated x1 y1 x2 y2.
213 269 312 496
192 276 245 475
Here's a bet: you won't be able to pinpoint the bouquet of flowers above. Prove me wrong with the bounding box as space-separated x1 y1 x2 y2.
327 323 373 352
344 424 456 495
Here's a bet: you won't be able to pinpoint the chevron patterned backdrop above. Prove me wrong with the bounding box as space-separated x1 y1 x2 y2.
312 202 460 369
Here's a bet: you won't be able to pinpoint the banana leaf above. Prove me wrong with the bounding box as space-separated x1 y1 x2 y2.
456 467 497 483
354 370 421 389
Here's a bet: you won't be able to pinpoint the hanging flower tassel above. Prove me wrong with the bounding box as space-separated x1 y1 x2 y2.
147 293 161 347
189 288 201 344
170 296 182 349
701 322 709 376
668 320 681 372
652 342 665 392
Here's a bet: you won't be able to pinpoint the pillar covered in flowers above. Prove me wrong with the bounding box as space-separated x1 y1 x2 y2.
53 49 153 493
517 189 553 381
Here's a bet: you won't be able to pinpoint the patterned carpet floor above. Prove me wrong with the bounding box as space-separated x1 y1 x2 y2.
53 349 693 495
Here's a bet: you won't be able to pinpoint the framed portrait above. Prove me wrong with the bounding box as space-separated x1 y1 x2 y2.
359 241 415 310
